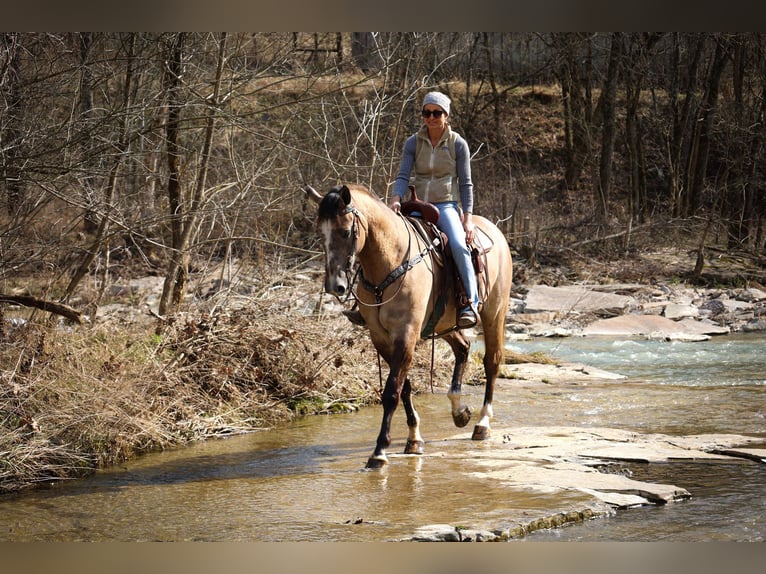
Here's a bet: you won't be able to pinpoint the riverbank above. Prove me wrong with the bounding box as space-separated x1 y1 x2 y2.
3 333 764 542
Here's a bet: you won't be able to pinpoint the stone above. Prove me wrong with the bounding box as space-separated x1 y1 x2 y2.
700 299 726 315
499 361 625 382
524 285 634 314
509 311 559 325
527 325 572 338
580 314 727 338
743 319 766 332
411 524 461 542
457 528 497 542
738 288 766 302
720 298 753 313
663 302 699 320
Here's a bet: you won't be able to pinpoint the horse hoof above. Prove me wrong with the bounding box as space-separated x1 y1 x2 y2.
365 456 388 469
404 440 424 455
471 425 490 440
452 406 472 428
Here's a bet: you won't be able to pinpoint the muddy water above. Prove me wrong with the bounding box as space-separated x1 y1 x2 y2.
1 334 764 541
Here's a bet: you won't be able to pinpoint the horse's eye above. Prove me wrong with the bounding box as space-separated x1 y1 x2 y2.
340 229 351 239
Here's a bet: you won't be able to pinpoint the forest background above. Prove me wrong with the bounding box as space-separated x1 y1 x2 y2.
2 32 765 493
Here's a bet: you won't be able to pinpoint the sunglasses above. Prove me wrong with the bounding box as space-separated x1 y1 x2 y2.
422 109 446 118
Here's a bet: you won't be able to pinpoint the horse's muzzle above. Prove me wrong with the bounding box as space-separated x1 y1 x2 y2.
324 273 348 297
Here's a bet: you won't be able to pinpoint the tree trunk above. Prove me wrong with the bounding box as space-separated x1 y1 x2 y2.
556 33 591 193
688 36 729 217
596 32 621 222
63 34 137 303
2 33 24 215
669 34 704 218
159 33 228 316
158 33 187 317
728 34 761 248
78 32 100 234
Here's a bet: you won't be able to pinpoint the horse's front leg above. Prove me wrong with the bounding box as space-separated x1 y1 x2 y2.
445 333 472 428
366 338 414 469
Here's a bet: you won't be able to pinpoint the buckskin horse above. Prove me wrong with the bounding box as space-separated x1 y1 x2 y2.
304 183 512 469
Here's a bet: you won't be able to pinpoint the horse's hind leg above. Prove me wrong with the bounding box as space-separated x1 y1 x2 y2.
471 299 507 440
401 377 424 455
444 332 472 428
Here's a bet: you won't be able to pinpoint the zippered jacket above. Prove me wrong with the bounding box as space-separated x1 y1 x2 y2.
392 124 474 214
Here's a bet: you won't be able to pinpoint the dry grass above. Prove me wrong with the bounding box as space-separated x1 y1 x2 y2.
0 283 469 495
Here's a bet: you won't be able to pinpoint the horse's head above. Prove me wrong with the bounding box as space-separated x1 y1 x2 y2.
305 184 361 299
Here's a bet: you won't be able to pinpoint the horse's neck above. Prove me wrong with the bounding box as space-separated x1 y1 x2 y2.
356 197 409 283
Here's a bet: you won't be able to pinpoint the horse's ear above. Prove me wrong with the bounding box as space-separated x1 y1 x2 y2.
304 185 322 205
339 185 352 205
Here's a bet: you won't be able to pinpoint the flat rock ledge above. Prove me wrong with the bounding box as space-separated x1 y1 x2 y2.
511 284 766 340
402 426 764 542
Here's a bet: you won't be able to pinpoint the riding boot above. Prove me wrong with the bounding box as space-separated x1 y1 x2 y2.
457 301 479 329
342 308 366 326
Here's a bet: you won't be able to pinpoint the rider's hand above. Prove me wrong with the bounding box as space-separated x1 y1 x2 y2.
389 197 402 212
463 212 475 243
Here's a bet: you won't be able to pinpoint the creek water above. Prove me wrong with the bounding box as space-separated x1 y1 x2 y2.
1 333 764 542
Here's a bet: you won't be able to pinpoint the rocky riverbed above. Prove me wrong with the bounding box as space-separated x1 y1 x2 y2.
405 281 766 541
408 424 765 542
509 282 766 340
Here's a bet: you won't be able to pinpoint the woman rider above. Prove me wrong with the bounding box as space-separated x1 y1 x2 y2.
388 91 479 329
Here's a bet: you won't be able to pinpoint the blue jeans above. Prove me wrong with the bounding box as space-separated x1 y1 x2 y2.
433 201 479 308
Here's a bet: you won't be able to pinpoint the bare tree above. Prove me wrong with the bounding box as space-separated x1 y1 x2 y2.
596 32 621 222
1 33 24 216
553 33 594 194
158 33 229 316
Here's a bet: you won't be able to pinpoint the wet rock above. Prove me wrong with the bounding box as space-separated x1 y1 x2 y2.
743 319 766 332
457 528 497 542
469 426 758 504
499 361 626 382
402 424 763 541
710 448 766 463
527 325 573 338
411 524 461 542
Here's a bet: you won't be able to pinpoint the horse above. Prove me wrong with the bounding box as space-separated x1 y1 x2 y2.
304 183 512 469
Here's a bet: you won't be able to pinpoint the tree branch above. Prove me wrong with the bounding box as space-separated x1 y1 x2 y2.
0 295 84 324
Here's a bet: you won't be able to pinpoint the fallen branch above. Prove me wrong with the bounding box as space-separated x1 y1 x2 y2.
0 294 84 324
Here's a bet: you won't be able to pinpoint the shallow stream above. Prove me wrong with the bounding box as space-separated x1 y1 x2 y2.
1 333 764 541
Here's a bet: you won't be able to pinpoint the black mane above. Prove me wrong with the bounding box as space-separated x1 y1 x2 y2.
317 187 346 220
